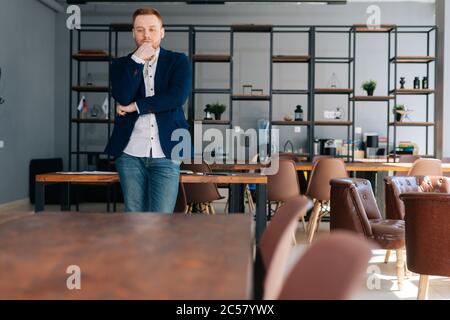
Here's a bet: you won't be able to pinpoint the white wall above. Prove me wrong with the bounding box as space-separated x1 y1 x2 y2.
0 0 56 204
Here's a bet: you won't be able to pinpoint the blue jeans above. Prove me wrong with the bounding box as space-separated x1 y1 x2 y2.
115 153 181 213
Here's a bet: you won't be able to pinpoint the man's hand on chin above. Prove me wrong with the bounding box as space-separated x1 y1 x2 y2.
116 103 137 116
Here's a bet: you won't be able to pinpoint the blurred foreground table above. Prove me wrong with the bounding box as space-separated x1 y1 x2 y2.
0 213 253 299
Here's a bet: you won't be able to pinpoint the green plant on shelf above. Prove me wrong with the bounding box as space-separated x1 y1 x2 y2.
393 104 406 122
362 79 377 96
208 102 226 120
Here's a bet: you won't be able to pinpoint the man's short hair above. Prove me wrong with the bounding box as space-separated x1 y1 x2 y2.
132 7 164 27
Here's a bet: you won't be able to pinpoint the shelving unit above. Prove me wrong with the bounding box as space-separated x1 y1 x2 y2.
388 26 437 160
69 23 437 168
69 24 113 171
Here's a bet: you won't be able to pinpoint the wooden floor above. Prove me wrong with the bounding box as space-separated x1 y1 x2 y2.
1 193 449 300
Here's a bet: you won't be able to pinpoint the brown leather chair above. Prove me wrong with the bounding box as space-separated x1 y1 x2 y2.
330 178 406 290
255 196 312 300
305 157 348 243
395 155 421 176
400 193 450 299
180 162 224 214
384 176 450 264
276 231 373 300
408 159 443 176
385 176 450 220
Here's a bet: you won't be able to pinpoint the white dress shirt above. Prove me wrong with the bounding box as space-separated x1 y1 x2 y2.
123 48 165 158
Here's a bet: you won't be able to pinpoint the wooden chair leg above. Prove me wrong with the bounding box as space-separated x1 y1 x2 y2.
209 203 216 215
246 187 255 213
224 199 229 213
204 203 210 215
300 216 307 232
404 261 413 279
417 275 430 300
384 250 391 264
396 249 405 291
274 201 281 212
307 201 321 244
292 232 297 246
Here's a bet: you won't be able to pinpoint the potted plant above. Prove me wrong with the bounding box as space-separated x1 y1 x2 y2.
393 104 406 122
209 102 226 120
362 80 377 96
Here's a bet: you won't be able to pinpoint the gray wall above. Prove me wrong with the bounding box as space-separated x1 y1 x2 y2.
54 1 437 166
0 0 56 204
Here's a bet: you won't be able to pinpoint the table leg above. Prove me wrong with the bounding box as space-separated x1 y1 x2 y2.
229 184 244 214
113 183 117 213
61 183 71 211
35 182 45 213
255 184 267 245
106 184 111 213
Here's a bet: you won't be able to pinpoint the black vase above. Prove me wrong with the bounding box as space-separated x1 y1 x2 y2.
214 113 222 120
395 112 403 122
366 89 374 96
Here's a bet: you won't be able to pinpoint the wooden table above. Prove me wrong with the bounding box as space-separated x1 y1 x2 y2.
0 212 33 225
0 213 253 299
295 162 450 173
35 172 268 244
35 173 120 213
211 162 450 173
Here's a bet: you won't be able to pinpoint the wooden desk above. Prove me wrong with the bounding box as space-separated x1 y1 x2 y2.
211 162 450 173
0 213 253 299
295 162 450 172
35 173 268 244
0 212 32 225
35 173 120 213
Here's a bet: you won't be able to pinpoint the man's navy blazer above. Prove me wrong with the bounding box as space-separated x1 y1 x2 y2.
104 47 192 159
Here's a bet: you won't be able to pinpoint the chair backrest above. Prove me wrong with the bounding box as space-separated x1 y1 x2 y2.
385 176 450 220
180 162 223 203
312 155 332 165
276 231 372 300
277 153 308 195
400 193 450 277
395 155 421 176
173 183 187 213
330 178 381 238
306 158 348 201
442 157 450 177
266 159 300 202
259 196 312 300
408 159 443 176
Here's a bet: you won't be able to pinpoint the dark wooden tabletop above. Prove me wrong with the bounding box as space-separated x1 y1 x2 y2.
0 213 253 300
0 212 33 225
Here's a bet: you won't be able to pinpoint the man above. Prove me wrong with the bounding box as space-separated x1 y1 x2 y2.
105 7 192 213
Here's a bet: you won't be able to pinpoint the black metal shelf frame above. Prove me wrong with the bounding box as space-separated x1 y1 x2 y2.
69 24 438 167
69 25 112 171
387 26 437 161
